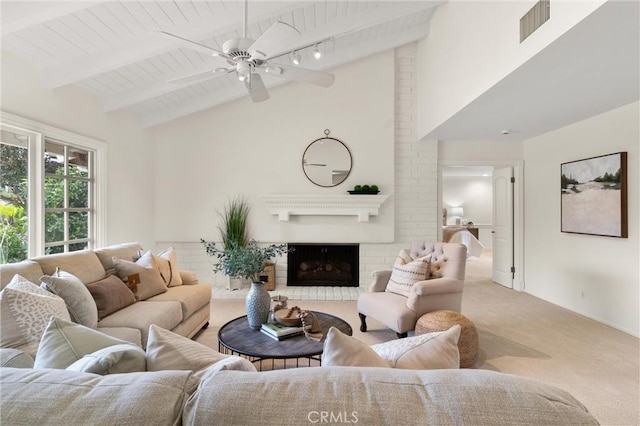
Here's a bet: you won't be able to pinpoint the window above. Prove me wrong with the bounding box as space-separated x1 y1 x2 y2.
0 112 106 261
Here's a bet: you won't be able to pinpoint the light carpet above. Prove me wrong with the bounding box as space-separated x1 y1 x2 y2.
196 252 639 425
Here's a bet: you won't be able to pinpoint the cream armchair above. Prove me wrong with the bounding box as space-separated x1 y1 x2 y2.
357 241 467 338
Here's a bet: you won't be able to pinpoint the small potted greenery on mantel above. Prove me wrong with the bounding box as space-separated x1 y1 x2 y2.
200 197 289 329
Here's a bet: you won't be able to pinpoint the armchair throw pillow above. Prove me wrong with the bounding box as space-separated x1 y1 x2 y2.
385 249 430 297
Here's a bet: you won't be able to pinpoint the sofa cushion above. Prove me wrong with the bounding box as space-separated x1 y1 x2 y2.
371 325 461 369
31 250 106 284
34 317 145 373
112 251 167 300
0 348 35 368
96 300 182 348
40 269 98 328
86 275 136 320
146 283 211 320
185 368 598 426
0 275 70 356
1 367 198 426
154 246 183 287
0 260 44 289
146 324 255 374
386 249 430 297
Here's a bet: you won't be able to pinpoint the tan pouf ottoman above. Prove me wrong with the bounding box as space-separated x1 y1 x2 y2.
415 310 479 368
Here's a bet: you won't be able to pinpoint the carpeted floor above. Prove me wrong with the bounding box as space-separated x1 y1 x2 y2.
195 252 640 425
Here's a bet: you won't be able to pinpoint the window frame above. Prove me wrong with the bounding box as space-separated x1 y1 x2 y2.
0 111 107 257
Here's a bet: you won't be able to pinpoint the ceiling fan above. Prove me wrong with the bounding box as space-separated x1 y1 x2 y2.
157 0 335 102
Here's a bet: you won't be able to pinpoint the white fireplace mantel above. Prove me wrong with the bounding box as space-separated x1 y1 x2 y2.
261 194 389 222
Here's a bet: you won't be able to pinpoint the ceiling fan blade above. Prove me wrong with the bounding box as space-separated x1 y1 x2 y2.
156 31 228 58
268 64 335 88
248 21 300 59
167 68 232 85
245 73 270 102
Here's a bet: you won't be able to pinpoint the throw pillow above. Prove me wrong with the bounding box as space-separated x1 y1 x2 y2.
429 259 445 279
40 268 98 328
86 275 136 320
34 316 145 373
112 251 167 300
371 325 461 369
321 327 390 368
66 343 146 375
0 275 71 356
146 324 256 375
154 247 183 287
385 249 430 297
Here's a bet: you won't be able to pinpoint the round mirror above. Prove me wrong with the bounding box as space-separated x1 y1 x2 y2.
302 132 352 187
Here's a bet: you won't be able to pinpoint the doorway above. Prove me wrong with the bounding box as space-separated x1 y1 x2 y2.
440 161 524 291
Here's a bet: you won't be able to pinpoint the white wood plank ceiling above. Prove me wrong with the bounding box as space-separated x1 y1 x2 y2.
1 1 443 128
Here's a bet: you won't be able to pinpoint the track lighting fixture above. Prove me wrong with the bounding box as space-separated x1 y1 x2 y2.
292 51 301 66
313 44 321 59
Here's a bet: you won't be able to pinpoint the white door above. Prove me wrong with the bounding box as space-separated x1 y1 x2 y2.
492 167 514 288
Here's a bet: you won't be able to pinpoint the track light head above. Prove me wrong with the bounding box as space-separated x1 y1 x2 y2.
292 51 301 66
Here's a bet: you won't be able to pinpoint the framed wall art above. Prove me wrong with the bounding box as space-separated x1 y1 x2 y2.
561 152 628 238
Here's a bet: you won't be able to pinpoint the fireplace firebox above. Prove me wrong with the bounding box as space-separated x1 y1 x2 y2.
287 243 359 287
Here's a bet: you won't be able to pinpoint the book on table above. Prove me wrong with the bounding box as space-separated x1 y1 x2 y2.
260 328 305 341
261 322 305 338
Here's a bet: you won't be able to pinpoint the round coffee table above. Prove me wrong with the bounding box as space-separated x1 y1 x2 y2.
218 311 352 370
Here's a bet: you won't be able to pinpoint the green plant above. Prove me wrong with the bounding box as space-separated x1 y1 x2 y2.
370 185 379 192
218 197 250 249
361 185 371 191
354 185 362 191
201 239 289 282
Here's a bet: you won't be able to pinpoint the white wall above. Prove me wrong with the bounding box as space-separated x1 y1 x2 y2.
152 50 396 245
417 0 606 139
158 44 440 288
524 101 639 336
0 51 157 249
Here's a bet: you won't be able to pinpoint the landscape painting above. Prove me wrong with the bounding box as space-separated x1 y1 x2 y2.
561 152 628 238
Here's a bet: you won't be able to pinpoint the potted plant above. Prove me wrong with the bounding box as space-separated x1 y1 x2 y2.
201 197 290 328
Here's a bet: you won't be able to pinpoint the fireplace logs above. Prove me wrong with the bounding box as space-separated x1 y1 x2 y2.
287 244 359 287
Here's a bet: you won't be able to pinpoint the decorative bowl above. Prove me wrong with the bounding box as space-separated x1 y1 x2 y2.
274 307 303 327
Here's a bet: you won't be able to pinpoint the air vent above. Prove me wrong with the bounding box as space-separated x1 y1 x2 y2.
520 0 550 42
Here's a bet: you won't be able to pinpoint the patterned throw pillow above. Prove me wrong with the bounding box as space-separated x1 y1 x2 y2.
385 249 430 297
0 275 71 356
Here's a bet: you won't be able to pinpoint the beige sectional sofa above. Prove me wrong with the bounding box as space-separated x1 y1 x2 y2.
0 366 599 425
0 242 211 349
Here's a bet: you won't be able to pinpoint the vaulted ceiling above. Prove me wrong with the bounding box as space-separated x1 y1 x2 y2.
1 0 442 128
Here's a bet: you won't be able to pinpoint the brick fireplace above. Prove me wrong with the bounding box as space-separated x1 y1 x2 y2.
287 243 359 287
